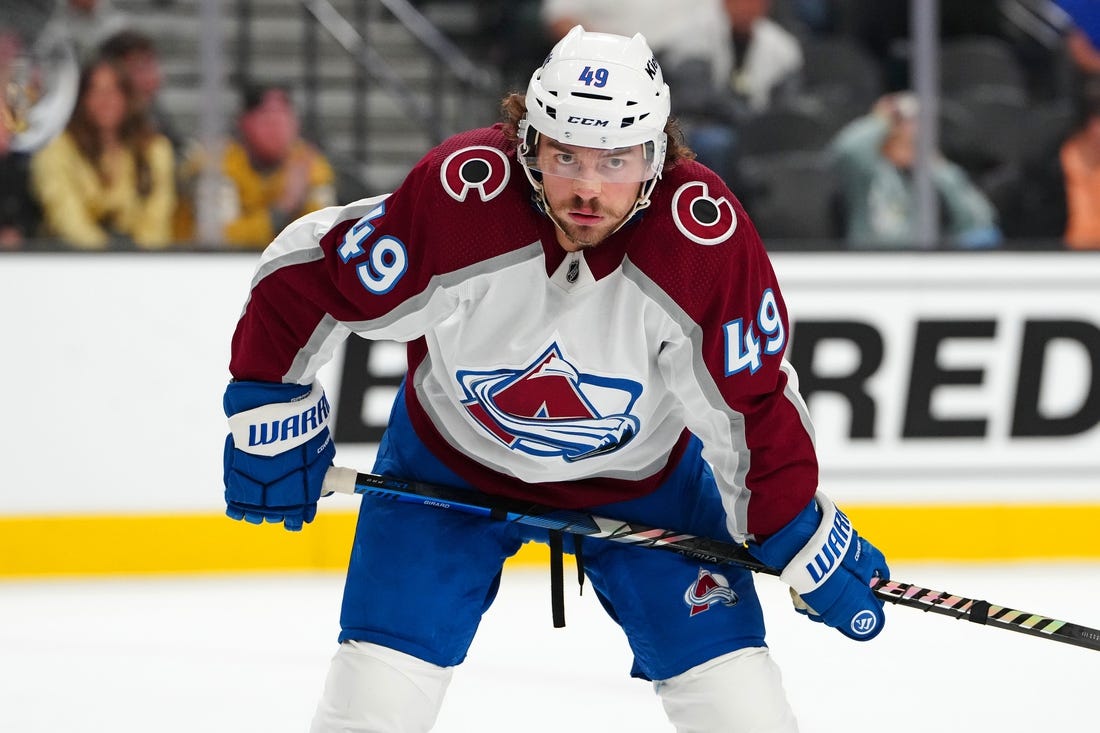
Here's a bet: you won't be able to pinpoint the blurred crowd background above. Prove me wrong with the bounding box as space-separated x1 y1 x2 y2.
2 0 1100 252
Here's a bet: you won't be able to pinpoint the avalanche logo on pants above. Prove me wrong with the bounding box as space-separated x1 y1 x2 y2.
457 343 642 462
684 568 739 616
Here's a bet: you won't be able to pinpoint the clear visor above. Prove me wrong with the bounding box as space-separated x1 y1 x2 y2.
522 137 661 184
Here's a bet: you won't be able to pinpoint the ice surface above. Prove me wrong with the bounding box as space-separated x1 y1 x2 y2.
1 563 1097 732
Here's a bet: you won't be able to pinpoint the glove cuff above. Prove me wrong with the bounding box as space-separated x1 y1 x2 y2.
226 381 331 457
777 493 854 595
224 380 311 415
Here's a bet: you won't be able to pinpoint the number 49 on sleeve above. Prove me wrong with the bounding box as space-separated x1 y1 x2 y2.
723 289 786 375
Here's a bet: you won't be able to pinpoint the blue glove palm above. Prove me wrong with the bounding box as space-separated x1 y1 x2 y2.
223 380 335 531
749 494 889 641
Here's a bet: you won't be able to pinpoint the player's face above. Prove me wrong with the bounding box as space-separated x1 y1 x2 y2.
535 139 644 251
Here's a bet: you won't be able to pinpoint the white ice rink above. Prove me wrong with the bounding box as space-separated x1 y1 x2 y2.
2 562 1098 732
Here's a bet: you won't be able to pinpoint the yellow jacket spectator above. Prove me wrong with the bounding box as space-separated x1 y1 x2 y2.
176 83 335 248
219 136 335 246
30 55 175 249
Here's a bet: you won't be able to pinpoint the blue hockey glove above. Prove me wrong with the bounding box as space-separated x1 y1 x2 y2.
749 493 889 641
223 380 335 531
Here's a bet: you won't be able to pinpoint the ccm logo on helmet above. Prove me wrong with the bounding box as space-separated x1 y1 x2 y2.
567 116 609 127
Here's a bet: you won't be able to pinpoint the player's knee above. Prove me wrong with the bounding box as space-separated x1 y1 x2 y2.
654 646 799 733
310 640 453 733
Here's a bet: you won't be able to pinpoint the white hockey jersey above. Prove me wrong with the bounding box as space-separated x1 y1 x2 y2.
229 125 818 541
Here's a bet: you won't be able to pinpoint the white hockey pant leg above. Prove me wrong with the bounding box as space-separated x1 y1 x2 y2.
654 646 799 733
310 641 454 733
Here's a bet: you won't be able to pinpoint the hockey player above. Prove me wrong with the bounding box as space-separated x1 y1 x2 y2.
222 26 890 732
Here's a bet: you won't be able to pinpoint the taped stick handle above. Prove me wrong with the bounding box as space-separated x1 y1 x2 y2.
322 466 359 496
323 466 1100 653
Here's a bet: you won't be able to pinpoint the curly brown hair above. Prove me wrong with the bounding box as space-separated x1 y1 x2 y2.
498 92 695 172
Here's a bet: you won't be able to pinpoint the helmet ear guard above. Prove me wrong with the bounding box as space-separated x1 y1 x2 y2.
517 117 542 180
516 118 548 214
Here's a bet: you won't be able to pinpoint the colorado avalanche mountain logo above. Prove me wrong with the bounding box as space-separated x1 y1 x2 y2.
457 344 642 462
684 568 739 616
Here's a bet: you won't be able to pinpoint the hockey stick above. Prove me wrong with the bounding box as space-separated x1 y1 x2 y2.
322 467 1100 653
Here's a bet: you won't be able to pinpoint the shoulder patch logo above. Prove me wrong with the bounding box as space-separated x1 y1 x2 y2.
457 343 642 462
441 146 511 202
671 181 737 245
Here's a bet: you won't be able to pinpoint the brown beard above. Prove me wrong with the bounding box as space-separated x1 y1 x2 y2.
549 195 627 249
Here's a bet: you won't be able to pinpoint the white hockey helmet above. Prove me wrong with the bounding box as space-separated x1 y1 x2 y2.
518 26 670 216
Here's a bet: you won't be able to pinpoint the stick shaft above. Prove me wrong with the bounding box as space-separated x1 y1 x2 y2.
322 467 1100 652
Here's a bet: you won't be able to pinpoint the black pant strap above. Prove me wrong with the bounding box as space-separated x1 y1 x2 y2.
549 530 565 628
573 534 585 595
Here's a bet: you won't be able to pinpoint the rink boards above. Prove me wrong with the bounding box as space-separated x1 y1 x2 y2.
2 251 1098 576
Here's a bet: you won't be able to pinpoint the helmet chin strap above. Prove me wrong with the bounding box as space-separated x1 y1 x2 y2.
519 127 659 248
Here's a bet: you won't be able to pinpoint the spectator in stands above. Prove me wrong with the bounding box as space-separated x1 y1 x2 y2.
660 0 803 189
715 0 804 115
38 0 133 65
829 92 1002 249
99 30 182 157
1059 78 1100 248
174 83 336 248
29 54 176 249
540 0 728 74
